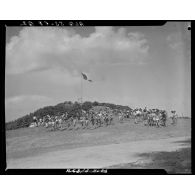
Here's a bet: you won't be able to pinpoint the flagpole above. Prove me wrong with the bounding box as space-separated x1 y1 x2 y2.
81 72 83 113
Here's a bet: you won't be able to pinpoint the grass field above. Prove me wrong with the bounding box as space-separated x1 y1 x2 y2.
108 139 191 174
6 118 191 171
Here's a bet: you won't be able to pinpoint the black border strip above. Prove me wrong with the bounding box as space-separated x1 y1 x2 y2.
2 20 167 26
4 169 167 175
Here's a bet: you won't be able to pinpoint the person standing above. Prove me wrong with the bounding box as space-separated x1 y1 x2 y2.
33 116 38 127
171 111 177 125
161 110 167 127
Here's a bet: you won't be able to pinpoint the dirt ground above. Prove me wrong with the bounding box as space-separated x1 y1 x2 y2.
6 118 191 169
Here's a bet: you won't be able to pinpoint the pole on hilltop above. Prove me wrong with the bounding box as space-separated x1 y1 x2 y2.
80 72 83 114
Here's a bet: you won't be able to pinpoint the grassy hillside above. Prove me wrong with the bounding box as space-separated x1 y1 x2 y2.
6 101 132 130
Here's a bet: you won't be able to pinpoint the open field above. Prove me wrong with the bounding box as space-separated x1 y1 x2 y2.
6 118 191 171
108 139 191 174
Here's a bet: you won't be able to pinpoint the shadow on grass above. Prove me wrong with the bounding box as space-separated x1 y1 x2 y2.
138 147 191 174
173 138 191 146
108 146 191 174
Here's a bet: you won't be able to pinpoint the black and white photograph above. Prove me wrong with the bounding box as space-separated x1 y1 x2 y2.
4 21 191 174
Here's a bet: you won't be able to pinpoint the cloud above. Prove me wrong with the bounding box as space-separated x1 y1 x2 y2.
6 27 149 76
37 68 81 86
5 95 55 121
167 32 183 50
5 95 53 105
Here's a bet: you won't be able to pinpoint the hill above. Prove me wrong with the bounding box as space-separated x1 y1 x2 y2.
5 101 132 130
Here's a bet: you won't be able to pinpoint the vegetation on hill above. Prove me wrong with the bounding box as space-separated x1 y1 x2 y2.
5 101 132 130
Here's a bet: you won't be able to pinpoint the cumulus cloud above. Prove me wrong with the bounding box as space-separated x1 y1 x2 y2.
5 95 55 121
5 95 53 105
6 27 149 76
167 32 183 50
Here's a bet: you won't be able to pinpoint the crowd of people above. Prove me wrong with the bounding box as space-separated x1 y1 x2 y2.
132 108 167 127
30 107 114 130
30 107 178 130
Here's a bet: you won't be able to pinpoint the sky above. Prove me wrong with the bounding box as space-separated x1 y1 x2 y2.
5 22 191 122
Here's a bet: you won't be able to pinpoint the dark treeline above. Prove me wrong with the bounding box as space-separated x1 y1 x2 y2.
6 101 131 130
